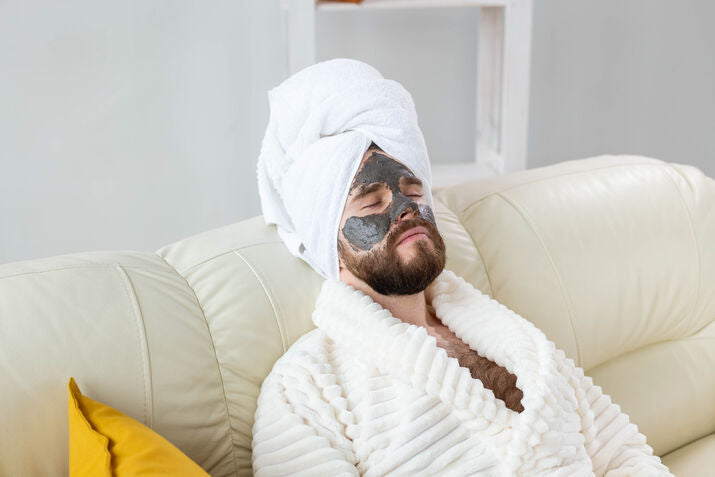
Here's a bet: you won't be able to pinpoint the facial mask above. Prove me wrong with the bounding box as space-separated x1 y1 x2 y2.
342 152 436 251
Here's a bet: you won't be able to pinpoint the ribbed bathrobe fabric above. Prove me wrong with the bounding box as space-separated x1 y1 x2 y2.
251 269 673 476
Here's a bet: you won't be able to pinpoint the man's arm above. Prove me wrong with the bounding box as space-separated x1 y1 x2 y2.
252 364 359 477
554 349 674 477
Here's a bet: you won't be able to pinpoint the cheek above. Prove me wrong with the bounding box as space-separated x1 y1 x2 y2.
418 203 436 225
342 214 391 251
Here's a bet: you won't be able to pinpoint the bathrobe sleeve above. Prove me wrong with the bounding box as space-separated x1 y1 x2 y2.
251 357 359 477
554 350 674 477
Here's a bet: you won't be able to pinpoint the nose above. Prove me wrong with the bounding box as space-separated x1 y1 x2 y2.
391 196 420 223
398 205 418 221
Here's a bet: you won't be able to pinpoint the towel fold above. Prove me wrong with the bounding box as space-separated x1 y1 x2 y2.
256 58 433 280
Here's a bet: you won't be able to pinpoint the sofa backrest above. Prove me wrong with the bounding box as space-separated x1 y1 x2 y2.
432 154 715 459
0 154 712 476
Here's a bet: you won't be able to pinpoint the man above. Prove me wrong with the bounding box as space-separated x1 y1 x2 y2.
252 58 672 476
336 142 525 414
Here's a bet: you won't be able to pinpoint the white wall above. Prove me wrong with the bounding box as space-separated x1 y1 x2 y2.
316 6 480 168
316 0 715 177
0 1 284 263
2 0 713 264
528 0 715 174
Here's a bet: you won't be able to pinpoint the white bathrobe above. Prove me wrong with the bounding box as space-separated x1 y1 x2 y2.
251 269 673 476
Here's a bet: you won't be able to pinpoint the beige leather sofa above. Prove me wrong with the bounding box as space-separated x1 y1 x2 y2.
1 154 713 476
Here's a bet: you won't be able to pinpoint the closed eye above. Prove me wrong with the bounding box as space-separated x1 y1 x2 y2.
362 201 382 210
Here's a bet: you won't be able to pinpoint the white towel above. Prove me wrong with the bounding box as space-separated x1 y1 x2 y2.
256 58 434 280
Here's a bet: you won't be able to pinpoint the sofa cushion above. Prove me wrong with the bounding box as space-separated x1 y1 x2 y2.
157 215 326 475
661 433 715 477
0 251 230 476
68 377 209 476
2 154 712 476
434 154 715 457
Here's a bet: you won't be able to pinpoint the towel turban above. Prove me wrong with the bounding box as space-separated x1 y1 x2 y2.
256 58 434 280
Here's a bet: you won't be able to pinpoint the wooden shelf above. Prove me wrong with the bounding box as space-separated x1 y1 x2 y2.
316 0 508 11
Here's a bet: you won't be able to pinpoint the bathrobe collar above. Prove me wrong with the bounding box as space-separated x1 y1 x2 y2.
312 268 586 473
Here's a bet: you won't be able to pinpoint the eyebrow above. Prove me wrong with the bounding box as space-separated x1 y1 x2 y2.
401 176 423 187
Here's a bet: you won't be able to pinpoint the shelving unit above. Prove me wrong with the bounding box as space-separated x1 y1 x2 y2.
281 0 533 188
316 0 509 10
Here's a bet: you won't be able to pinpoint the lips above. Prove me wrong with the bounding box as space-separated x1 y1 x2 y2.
396 226 429 245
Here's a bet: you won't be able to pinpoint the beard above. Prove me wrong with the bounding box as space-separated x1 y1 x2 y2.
338 217 447 296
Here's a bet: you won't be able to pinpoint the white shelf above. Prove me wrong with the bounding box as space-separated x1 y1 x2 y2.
316 0 508 11
283 0 533 177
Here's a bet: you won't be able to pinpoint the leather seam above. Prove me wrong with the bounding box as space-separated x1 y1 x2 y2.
114 264 153 428
153 253 241 474
589 325 715 374
232 250 288 353
161 240 284 276
458 162 669 217
0 263 166 280
494 192 583 367
660 166 702 332
661 431 715 458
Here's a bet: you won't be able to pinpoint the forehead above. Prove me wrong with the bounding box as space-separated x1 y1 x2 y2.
350 149 417 190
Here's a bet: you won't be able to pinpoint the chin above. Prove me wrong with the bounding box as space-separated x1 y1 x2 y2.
396 237 433 257
339 226 447 296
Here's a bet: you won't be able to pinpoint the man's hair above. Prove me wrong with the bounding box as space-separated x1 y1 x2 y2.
337 238 349 262
337 216 446 295
366 141 381 152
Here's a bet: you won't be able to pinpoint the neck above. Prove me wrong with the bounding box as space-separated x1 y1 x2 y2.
338 269 441 329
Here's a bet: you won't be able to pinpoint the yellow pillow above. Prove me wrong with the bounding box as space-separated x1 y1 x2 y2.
67 377 210 476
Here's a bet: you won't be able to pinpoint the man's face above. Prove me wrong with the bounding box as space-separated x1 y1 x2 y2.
337 146 446 295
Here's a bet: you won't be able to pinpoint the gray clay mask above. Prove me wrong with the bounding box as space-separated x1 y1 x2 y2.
341 152 436 251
